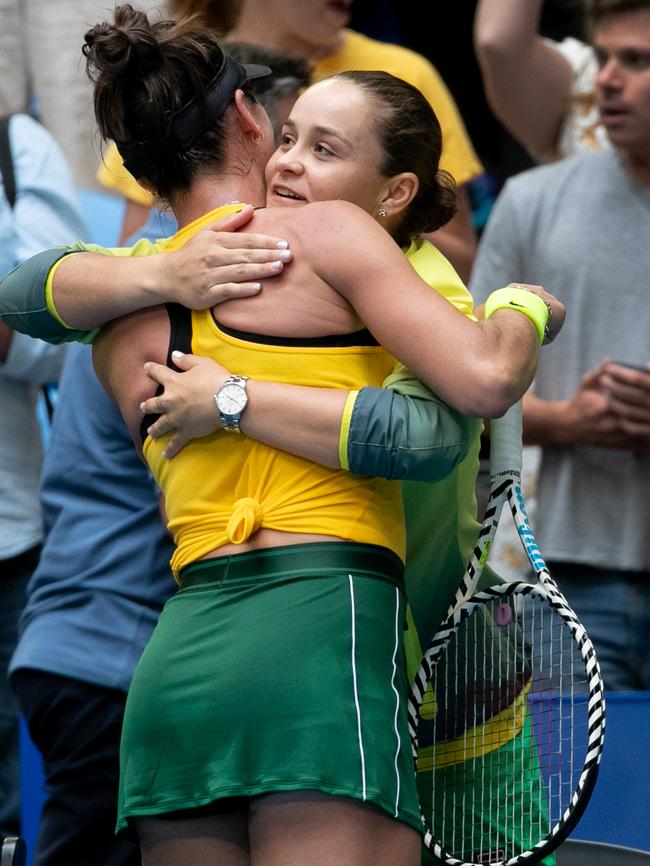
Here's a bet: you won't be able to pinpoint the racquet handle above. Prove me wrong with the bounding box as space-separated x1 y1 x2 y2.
490 401 523 477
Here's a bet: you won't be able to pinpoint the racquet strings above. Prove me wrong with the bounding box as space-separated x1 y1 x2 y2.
422 589 591 864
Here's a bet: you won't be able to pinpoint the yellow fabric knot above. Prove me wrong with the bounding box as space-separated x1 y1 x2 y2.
226 497 264 544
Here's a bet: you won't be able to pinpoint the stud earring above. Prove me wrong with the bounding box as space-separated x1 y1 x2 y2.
378 207 387 218
252 131 265 144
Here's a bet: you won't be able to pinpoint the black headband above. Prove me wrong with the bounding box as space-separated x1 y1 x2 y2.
120 52 272 178
172 53 272 148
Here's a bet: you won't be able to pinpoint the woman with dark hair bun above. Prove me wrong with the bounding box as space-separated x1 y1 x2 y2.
82 4 273 201
34 6 563 864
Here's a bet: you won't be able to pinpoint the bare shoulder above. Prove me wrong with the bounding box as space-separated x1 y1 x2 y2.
296 200 378 236
248 202 410 308
94 306 168 368
93 305 170 446
302 203 407 279
251 201 380 243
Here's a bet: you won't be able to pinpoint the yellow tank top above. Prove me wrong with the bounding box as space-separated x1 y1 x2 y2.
142 210 405 578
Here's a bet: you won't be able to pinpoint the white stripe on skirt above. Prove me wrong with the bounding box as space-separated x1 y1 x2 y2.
390 585 402 816
348 574 367 799
349 575 403 813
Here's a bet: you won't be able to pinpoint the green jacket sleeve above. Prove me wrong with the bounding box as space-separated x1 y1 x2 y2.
0 247 99 344
346 381 477 482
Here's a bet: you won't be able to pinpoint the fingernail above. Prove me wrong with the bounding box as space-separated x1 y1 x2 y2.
139 402 145 412
271 261 284 270
277 250 292 260
275 240 289 249
250 283 262 291
143 362 150 371
171 350 184 358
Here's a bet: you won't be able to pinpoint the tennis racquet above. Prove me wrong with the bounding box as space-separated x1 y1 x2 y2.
408 402 606 866
0 836 26 866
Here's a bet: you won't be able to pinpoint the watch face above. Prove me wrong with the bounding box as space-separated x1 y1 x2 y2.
217 382 247 415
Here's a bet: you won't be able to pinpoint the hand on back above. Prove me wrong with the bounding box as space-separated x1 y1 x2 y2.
162 205 293 309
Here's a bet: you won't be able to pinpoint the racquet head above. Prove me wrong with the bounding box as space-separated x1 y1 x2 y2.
409 404 606 866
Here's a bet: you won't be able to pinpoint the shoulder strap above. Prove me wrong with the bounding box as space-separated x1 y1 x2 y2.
0 115 16 208
139 303 193 445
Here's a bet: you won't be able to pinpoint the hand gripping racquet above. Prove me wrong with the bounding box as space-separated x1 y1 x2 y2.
408 402 606 866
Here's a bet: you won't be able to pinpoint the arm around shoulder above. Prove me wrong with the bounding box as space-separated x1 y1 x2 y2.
0 249 97 344
306 201 540 419
473 0 573 159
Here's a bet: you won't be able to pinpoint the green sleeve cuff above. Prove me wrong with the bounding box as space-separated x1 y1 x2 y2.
0 248 99 344
345 386 475 482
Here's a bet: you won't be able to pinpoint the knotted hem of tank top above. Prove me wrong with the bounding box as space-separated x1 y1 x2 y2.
226 497 265 544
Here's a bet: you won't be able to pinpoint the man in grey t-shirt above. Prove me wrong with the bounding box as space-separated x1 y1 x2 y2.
471 0 650 689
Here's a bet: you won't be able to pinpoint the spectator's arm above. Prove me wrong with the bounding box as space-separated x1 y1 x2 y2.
474 0 573 159
523 376 650 453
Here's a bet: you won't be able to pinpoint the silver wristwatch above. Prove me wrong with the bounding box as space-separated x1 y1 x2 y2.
214 375 249 432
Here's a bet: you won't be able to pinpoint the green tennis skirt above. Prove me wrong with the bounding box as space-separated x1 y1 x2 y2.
117 542 423 835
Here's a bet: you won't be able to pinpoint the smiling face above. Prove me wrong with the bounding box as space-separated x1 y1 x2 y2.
264 77 391 216
593 9 650 156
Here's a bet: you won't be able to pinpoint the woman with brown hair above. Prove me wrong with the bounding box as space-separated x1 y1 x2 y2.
28 6 561 863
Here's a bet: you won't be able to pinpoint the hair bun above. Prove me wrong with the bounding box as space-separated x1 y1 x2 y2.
83 3 164 79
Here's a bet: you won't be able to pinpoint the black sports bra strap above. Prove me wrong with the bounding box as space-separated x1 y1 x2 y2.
139 303 193 445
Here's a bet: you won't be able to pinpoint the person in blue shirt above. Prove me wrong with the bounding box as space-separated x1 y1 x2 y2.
0 113 87 840
9 343 176 866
